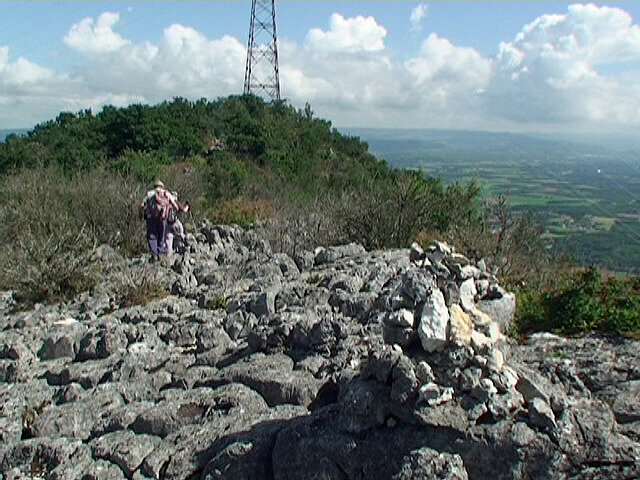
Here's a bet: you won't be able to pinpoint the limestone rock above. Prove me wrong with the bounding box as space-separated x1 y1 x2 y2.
417 289 449 352
1 227 639 480
477 289 516 333
392 447 469 480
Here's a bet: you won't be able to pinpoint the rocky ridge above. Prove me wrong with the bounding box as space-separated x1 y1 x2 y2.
1 223 639 479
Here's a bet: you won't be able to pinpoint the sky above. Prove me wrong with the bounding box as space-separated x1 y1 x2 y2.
2 1 640 135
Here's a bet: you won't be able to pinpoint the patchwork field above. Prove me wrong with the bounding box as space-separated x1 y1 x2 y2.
349 128 640 272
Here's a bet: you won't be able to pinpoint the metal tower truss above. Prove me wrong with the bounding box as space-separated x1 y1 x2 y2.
244 0 281 101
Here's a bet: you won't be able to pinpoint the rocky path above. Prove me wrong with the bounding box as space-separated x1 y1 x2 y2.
1 223 639 479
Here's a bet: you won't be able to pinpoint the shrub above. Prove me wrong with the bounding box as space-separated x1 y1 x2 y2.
334 173 476 250
0 165 154 303
446 193 550 287
513 267 640 337
1 228 98 305
254 191 340 257
0 167 100 303
114 268 168 308
214 198 275 228
213 295 228 310
112 149 172 183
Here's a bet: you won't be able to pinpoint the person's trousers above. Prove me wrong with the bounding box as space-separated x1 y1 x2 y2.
146 216 167 256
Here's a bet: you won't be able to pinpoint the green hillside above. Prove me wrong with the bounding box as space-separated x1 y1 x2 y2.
0 95 481 300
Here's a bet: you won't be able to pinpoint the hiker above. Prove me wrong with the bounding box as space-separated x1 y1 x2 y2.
166 191 190 255
140 180 184 262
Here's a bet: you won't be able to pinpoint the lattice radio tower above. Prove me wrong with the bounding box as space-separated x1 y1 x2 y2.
244 0 281 101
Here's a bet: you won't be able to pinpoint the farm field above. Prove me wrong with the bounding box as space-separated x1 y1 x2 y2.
348 128 640 272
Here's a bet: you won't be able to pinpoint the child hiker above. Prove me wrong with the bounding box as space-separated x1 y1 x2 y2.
166 191 190 255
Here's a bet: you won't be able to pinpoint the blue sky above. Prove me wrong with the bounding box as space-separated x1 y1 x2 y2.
2 1 640 134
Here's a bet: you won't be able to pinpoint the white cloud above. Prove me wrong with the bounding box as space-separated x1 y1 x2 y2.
0 46 95 127
410 4 428 32
69 21 246 102
0 46 67 91
305 13 387 53
64 12 130 54
406 34 491 90
403 33 492 120
488 3 640 125
0 13 248 127
3 7 640 132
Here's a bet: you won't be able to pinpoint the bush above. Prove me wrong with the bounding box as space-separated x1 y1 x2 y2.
115 270 168 308
0 165 148 303
513 267 640 337
1 228 98 305
333 173 478 250
0 166 100 303
214 198 275 228
446 193 550 287
255 193 341 257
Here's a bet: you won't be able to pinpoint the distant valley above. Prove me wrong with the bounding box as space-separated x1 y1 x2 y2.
347 128 640 272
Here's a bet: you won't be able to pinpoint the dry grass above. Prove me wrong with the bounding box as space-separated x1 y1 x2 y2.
114 267 168 308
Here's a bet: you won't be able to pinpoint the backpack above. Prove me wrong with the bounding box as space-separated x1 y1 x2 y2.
147 189 171 220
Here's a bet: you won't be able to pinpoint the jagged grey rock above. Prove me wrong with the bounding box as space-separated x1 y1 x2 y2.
477 288 516 333
391 447 469 480
91 430 160 478
0 222 638 480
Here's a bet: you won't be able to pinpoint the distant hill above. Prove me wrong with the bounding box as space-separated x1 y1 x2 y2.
344 127 616 162
0 129 29 142
345 127 640 157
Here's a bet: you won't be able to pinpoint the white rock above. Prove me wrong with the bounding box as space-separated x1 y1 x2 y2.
528 332 567 345
499 366 519 390
410 242 425 263
417 290 450 353
476 279 490 297
459 279 477 312
418 383 454 407
127 342 151 355
459 265 480 280
436 387 454 406
486 321 503 342
473 355 488 368
419 382 441 401
449 252 470 266
487 348 505 373
53 316 78 326
471 330 493 353
416 361 435 383
385 309 415 328
434 241 452 254
480 378 498 398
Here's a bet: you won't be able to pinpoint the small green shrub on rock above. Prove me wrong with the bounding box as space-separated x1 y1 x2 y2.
514 268 640 337
116 272 168 308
